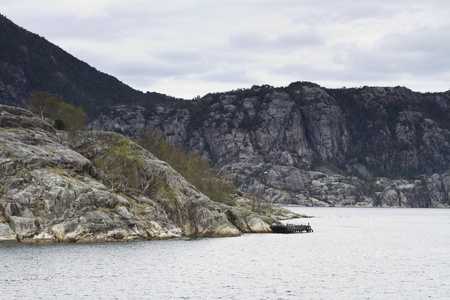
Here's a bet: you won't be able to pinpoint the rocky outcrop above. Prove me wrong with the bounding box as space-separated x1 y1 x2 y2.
90 83 450 208
1 104 292 243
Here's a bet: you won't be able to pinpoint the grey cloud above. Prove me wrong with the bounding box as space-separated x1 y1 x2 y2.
277 31 324 47
230 33 266 50
3 0 450 97
279 20 450 86
198 69 253 83
14 13 128 42
274 34 450 87
322 2 403 22
342 24 450 77
287 0 407 25
70 48 208 84
6 2 191 43
230 29 324 51
155 51 203 63
274 62 348 82
111 59 208 78
382 24 450 55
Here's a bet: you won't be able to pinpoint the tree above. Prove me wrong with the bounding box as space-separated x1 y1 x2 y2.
27 91 87 132
59 102 87 132
27 91 62 119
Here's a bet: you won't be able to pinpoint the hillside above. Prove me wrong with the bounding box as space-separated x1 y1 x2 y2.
0 14 177 116
91 83 450 208
0 104 302 242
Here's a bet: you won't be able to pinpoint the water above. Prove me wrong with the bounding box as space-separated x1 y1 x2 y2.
1 207 449 299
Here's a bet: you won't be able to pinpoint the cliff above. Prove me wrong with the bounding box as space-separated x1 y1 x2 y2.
90 83 450 208
0 104 294 243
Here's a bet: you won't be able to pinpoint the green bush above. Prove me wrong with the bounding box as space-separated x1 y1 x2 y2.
53 119 65 130
94 139 146 191
27 91 86 132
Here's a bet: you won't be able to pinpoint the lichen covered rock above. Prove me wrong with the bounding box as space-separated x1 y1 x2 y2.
0 104 247 242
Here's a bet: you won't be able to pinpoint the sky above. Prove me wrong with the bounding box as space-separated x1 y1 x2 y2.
1 0 450 99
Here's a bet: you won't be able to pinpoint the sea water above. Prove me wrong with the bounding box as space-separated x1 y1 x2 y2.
1 207 449 299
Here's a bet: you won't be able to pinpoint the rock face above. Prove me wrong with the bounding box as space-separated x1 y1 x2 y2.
90 83 450 208
1 104 291 243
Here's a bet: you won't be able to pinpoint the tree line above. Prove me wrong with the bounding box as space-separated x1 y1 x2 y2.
27 91 87 132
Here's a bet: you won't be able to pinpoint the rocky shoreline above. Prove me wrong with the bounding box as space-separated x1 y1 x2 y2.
0 105 302 243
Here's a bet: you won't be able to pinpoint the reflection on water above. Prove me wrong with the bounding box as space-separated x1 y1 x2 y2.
1 207 449 299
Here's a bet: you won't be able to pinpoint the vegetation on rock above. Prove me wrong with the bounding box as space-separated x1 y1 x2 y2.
27 91 87 133
93 138 146 192
2 105 274 242
137 129 237 205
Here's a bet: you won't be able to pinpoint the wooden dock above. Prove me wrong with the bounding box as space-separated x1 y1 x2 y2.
270 223 313 233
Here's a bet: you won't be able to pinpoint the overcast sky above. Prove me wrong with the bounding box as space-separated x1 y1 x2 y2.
2 0 449 99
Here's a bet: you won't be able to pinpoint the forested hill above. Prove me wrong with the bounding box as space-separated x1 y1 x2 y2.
0 14 178 116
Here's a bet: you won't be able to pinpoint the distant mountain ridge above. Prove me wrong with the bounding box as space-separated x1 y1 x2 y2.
0 14 178 116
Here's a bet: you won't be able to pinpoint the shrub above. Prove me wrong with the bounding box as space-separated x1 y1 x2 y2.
94 139 146 191
53 119 65 130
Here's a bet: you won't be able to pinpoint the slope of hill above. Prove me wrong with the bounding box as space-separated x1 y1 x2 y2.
0 14 177 116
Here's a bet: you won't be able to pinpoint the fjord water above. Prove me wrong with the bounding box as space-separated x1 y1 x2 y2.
1 207 449 299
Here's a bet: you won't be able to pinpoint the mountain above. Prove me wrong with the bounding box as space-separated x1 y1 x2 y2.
0 14 177 116
90 83 450 208
1 14 449 208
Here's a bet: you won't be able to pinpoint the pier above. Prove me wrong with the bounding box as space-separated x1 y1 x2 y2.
270 223 313 233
